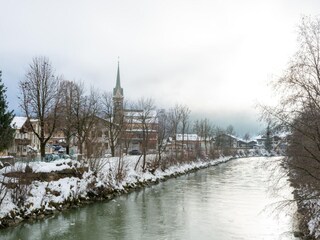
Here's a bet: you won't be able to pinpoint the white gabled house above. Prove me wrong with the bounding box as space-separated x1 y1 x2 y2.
8 117 40 157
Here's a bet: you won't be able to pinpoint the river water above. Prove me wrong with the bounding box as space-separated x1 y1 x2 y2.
0 157 298 240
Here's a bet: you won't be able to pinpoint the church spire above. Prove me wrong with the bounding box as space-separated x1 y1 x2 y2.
113 60 124 119
113 60 123 97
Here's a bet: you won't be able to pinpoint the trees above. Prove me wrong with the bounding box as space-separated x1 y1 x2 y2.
156 109 169 164
59 80 78 155
243 133 250 141
261 17 320 233
194 118 213 157
179 105 191 159
168 105 183 159
262 17 320 165
0 70 15 152
263 17 320 128
135 98 156 171
264 123 272 153
101 91 123 157
19 57 61 159
72 84 100 157
226 124 236 136
120 102 135 156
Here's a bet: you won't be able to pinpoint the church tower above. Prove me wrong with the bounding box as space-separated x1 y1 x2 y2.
113 61 124 119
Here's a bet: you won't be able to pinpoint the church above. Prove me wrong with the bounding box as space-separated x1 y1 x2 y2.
112 62 158 155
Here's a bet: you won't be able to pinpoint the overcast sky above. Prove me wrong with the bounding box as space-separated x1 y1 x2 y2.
1 0 320 136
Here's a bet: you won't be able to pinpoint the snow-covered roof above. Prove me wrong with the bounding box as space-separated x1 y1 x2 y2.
253 133 289 141
176 134 201 141
216 133 240 141
215 133 251 143
11 116 27 129
126 129 157 132
254 135 265 140
275 132 290 138
125 110 158 124
125 110 157 118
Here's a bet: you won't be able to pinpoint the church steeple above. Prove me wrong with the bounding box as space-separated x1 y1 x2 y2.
113 60 124 119
113 61 123 97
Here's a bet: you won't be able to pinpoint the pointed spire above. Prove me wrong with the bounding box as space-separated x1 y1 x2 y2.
116 60 121 88
113 59 123 97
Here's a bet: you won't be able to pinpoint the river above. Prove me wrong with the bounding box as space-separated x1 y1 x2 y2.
0 157 298 240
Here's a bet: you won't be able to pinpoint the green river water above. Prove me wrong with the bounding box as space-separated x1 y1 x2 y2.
0 157 298 240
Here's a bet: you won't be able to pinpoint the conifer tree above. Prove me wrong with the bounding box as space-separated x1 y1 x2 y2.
264 123 272 153
0 70 15 152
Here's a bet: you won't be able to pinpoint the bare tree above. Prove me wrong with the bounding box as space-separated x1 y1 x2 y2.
243 132 250 141
212 126 226 155
226 124 236 136
101 92 123 157
19 56 61 159
194 118 212 157
193 120 202 157
58 80 78 154
260 17 320 236
155 109 169 166
72 84 100 157
121 104 135 156
226 124 236 149
179 105 191 159
168 104 183 159
203 119 213 156
135 98 156 171
261 17 320 168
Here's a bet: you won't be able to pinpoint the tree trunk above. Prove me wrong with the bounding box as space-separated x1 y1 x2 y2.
66 145 70 155
40 142 46 160
111 144 115 157
78 140 83 155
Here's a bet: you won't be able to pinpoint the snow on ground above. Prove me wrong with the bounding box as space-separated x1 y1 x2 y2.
29 159 81 173
0 155 232 221
0 159 80 175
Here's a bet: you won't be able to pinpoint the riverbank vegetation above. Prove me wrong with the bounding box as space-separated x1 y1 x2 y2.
261 16 320 239
0 153 244 229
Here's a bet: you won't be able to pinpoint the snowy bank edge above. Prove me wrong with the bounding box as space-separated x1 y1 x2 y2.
0 155 237 229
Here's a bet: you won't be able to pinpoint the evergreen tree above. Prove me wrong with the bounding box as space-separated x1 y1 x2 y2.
264 123 272 152
0 70 15 152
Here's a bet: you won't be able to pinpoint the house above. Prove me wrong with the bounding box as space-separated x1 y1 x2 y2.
121 109 158 153
46 129 66 146
174 134 202 153
214 134 262 150
8 117 40 157
253 133 289 152
247 140 258 149
165 134 214 157
215 133 238 149
84 116 110 157
165 141 186 155
237 139 248 148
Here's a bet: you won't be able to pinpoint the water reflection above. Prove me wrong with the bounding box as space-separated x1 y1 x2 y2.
0 157 298 240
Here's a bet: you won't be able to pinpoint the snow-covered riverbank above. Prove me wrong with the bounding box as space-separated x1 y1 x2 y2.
292 186 320 239
0 155 234 228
